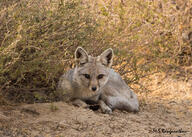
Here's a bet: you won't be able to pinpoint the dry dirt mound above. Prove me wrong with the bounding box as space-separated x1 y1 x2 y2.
0 101 191 137
0 74 192 137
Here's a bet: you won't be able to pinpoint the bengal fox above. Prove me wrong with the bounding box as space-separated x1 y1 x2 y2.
57 47 139 114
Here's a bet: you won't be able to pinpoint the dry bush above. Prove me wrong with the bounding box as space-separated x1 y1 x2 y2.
0 0 103 103
0 0 191 103
89 0 192 90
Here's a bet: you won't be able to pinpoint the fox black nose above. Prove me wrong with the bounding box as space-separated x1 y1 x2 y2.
92 87 97 91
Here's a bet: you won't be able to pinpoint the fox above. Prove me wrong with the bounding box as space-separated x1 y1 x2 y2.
57 47 139 114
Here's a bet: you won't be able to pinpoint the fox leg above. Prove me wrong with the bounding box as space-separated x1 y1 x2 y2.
99 100 112 114
121 97 139 112
105 96 139 112
72 99 88 108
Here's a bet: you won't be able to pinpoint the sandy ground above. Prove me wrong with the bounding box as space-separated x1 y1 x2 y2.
0 74 192 137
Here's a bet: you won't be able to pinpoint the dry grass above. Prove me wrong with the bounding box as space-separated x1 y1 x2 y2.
0 0 192 103
0 0 102 103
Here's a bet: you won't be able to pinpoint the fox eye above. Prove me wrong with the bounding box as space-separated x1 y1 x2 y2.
97 74 104 79
83 74 90 79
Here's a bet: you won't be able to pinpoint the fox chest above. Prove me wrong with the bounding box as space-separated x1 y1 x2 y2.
72 87 100 102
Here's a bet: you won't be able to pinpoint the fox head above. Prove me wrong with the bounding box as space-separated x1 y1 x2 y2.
73 47 113 97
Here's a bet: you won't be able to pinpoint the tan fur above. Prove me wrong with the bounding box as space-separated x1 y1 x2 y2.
57 47 139 114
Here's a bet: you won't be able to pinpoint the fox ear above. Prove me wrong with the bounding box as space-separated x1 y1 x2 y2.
100 48 113 67
75 47 89 66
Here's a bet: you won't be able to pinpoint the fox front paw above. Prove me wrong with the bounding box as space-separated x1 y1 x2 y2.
72 99 89 108
101 106 112 114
